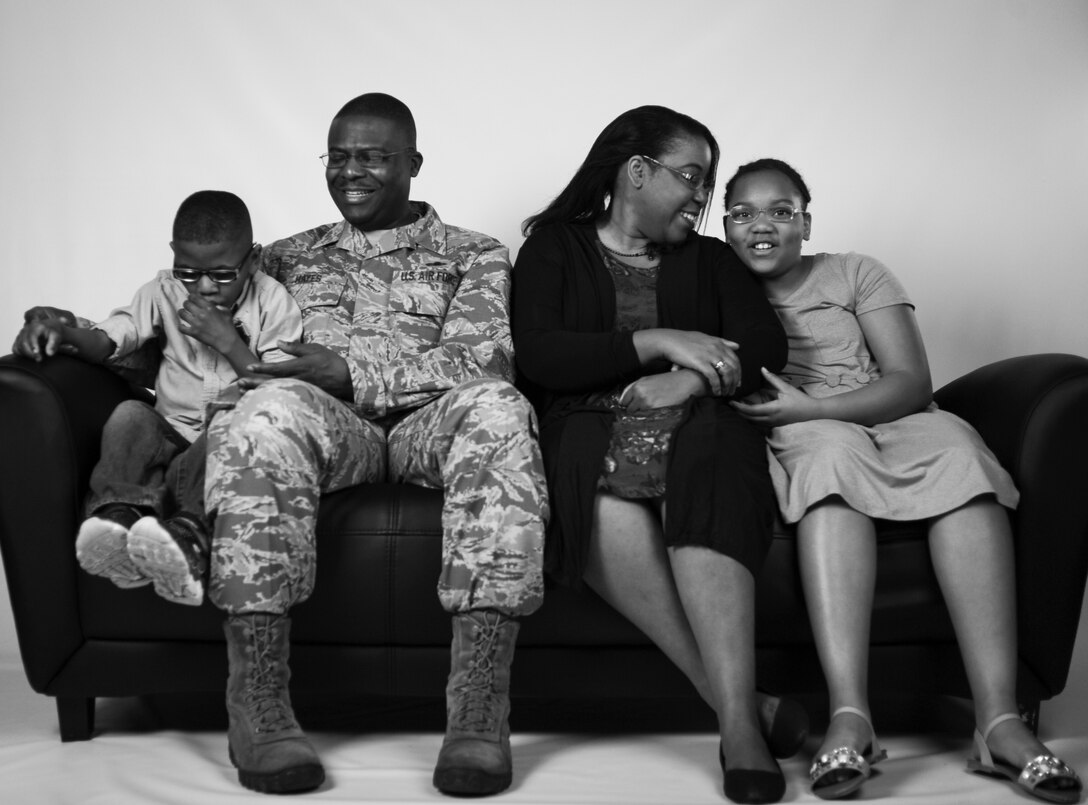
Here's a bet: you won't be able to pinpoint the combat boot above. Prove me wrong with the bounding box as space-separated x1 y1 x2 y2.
433 609 519 796
223 613 324 794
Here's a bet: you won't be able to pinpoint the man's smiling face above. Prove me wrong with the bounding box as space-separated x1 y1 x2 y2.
325 114 422 231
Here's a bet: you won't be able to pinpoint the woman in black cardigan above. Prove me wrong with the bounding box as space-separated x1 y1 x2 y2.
512 106 791 804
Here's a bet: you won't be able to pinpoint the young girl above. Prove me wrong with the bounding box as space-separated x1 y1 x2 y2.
725 158 1082 803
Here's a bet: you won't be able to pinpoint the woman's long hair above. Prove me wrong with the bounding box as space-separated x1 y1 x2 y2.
522 105 719 236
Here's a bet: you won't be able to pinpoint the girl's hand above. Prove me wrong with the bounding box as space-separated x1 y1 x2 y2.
620 369 705 411
655 331 741 397
731 368 821 426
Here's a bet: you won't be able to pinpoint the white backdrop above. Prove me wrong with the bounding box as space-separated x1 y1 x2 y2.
1 0 1087 745
2 0 1087 386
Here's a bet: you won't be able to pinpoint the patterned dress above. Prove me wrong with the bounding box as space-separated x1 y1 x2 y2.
590 244 685 498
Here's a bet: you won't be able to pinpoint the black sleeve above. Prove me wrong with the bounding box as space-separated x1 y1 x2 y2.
715 244 788 398
512 228 642 393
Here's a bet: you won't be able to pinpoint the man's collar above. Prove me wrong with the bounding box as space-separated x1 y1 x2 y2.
316 202 446 256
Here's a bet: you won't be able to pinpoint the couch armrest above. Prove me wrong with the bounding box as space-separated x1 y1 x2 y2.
935 353 1088 699
0 355 144 691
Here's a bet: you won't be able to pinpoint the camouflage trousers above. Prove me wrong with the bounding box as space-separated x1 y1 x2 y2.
205 377 546 617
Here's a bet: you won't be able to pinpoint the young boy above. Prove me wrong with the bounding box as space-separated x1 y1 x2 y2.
12 190 303 606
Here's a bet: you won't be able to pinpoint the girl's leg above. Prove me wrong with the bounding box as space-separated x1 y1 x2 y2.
797 498 879 754
928 498 1054 765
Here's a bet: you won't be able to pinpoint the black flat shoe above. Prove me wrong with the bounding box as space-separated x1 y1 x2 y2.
720 743 786 804
758 689 809 759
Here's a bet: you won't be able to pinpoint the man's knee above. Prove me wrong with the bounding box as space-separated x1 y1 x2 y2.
223 379 334 439
238 378 328 412
448 378 534 428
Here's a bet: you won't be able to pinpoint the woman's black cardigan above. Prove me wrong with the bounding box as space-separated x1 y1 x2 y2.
512 223 787 585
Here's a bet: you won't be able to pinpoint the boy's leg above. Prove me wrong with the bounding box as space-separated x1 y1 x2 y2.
128 433 211 605
86 399 189 515
166 431 208 520
77 400 188 589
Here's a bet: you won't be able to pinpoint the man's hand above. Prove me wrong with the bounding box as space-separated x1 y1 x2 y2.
240 341 354 399
179 296 240 354
731 368 821 427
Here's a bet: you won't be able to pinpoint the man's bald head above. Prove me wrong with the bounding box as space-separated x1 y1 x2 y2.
332 93 416 147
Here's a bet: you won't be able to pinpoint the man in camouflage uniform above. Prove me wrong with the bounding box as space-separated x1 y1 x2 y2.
208 93 546 796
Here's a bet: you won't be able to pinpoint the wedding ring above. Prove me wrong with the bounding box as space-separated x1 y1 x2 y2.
713 360 725 371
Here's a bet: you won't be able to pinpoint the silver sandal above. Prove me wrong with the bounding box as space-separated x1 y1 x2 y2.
809 706 887 800
966 712 1082 804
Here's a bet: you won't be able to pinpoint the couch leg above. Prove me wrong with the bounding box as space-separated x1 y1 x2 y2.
56 696 95 741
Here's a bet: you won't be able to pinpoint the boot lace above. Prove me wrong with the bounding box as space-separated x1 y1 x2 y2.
244 620 296 735
449 619 501 733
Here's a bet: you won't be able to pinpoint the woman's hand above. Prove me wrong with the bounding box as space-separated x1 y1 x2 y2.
731 368 823 426
637 329 741 396
620 369 705 411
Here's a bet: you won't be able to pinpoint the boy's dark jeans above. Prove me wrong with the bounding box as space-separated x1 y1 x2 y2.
86 399 206 522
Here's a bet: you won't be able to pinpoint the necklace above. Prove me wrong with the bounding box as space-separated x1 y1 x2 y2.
598 237 656 259
601 243 648 258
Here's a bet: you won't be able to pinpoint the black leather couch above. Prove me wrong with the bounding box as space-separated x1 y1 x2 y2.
1 352 1087 742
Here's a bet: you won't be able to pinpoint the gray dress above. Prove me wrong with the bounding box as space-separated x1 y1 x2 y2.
764 252 1018 524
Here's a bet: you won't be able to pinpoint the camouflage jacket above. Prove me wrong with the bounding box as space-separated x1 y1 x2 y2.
261 202 513 420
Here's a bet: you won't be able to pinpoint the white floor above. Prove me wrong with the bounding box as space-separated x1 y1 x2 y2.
1 567 1086 804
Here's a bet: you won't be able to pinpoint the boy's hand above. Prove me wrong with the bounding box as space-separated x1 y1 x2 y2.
12 320 68 362
241 342 353 400
24 306 77 326
179 296 238 354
